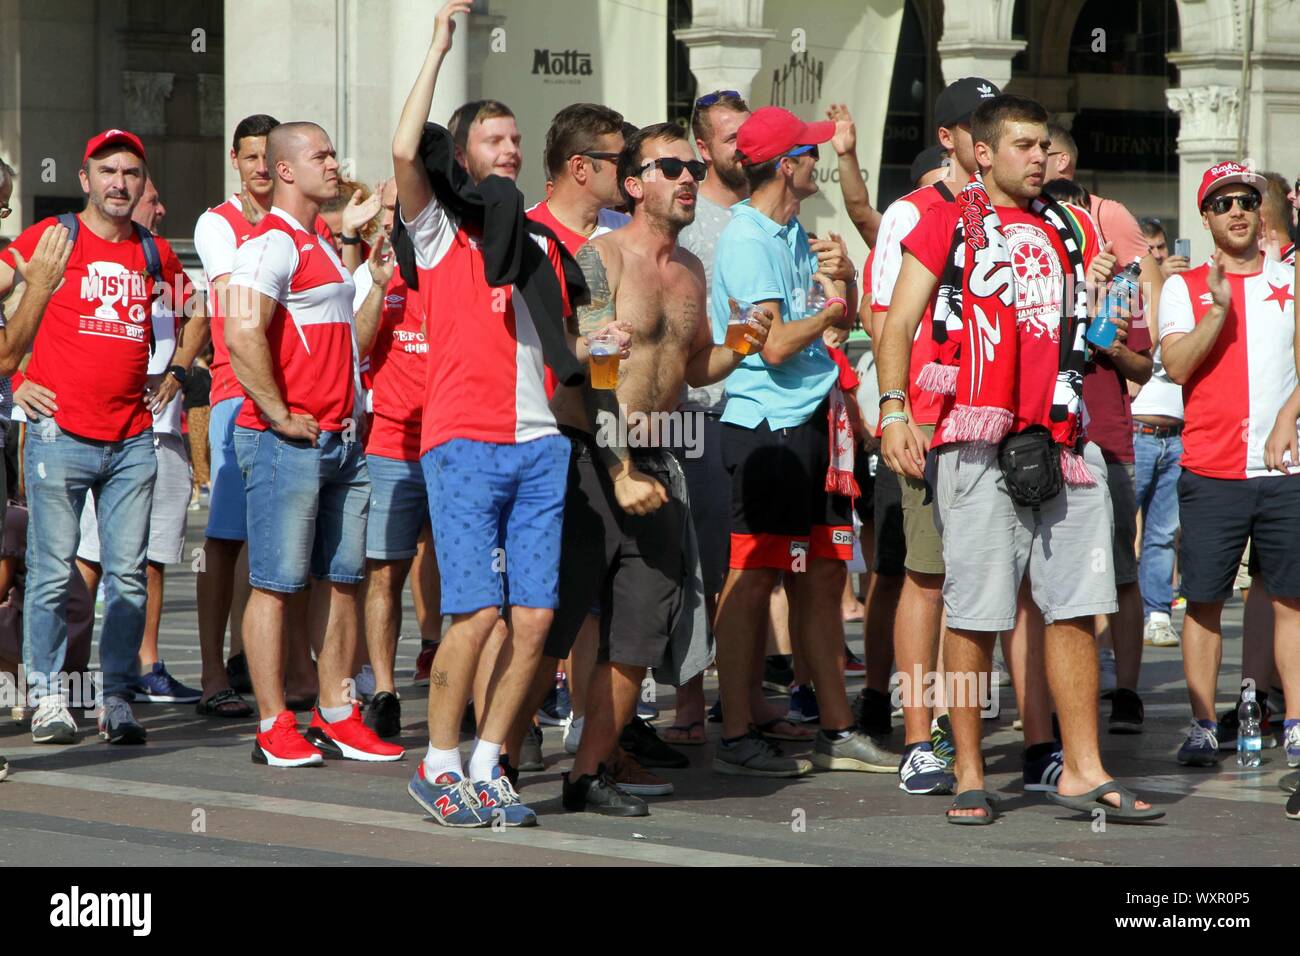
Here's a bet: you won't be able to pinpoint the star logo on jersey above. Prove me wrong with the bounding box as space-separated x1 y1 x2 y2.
1264 282 1294 310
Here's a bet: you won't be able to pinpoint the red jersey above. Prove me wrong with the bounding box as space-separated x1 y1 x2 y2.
227 208 358 432
1 216 188 441
354 266 427 461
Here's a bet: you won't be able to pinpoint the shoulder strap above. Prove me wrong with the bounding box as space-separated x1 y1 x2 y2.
133 222 164 283
932 181 954 203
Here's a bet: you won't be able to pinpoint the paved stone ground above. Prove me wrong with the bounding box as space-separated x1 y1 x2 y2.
1 506 1294 866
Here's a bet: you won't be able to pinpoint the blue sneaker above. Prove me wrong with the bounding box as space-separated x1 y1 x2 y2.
1023 748 1064 792
473 766 538 827
897 742 955 795
133 661 202 704
537 677 571 726
1176 720 1219 767
408 765 489 828
787 684 820 724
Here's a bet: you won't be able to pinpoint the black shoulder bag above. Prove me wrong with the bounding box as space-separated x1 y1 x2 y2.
997 425 1063 515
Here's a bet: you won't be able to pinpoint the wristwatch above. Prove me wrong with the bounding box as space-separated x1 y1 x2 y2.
340 233 362 246
166 364 187 386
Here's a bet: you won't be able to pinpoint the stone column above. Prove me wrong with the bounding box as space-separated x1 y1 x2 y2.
674 0 775 104
388 0 468 132
935 0 1024 90
1165 85 1240 261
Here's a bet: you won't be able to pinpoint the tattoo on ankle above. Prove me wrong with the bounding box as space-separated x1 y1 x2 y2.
431 669 449 688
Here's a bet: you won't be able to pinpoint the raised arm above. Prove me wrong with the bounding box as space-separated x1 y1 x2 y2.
0 223 72 376
827 104 880 247
353 234 395 358
1161 255 1230 386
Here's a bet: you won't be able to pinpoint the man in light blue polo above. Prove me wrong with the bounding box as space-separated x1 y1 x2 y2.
709 106 898 778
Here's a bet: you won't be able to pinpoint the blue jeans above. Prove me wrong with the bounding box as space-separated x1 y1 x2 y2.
23 419 157 701
1133 430 1183 619
365 454 428 561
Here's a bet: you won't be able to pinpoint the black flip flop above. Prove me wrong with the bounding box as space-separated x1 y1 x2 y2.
662 720 706 746
195 687 254 719
1048 781 1165 822
947 789 999 825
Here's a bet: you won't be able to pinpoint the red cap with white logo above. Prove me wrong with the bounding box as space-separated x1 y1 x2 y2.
735 107 835 166
1197 161 1260 208
83 129 147 164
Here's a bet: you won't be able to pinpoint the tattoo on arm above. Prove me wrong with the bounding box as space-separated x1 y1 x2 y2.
574 244 627 470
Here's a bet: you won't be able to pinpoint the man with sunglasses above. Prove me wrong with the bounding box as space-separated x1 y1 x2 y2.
1160 162 1300 770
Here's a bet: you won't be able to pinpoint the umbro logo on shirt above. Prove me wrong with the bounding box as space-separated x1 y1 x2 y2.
1199 292 1214 305
301 244 315 252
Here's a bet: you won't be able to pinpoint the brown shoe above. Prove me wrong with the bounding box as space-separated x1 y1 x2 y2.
609 746 673 796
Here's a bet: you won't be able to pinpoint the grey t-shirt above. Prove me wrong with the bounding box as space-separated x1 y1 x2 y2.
677 193 733 414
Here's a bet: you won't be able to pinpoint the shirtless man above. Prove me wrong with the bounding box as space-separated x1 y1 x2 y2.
557 122 770 816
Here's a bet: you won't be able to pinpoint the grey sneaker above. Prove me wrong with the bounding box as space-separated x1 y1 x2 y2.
31 694 77 744
812 730 900 773
519 723 544 772
97 695 146 745
713 729 812 778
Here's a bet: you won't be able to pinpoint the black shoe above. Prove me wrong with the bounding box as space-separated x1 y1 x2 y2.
1108 687 1144 734
226 653 253 694
762 654 794 693
499 755 520 790
461 701 477 736
853 688 893 738
562 763 649 816
363 691 402 739
620 716 688 769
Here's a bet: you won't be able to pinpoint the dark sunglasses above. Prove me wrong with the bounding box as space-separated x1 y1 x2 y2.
639 157 707 182
1203 192 1261 215
695 90 741 109
783 144 819 161
577 150 620 163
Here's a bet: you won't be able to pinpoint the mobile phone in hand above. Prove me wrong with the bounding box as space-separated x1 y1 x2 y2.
1174 238 1190 260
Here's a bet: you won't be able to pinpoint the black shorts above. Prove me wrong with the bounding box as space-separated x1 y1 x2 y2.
872 459 906 577
543 429 686 668
1177 470 1300 602
720 395 853 571
853 446 876 525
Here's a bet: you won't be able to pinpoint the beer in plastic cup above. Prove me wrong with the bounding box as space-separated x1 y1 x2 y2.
588 332 620 390
726 300 762 356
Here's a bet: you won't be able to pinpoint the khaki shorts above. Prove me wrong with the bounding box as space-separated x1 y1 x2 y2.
899 425 945 575
931 440 1119 631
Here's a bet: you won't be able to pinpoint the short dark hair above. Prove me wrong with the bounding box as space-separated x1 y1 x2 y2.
1045 122 1078 165
617 122 689 208
971 94 1049 154
1260 171 1294 237
691 91 750 143
448 99 515 155
232 114 280 155
1042 177 1089 208
1138 216 1166 240
544 103 625 180
743 158 781 194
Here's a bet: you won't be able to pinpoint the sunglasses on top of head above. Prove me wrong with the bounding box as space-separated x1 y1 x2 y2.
638 157 707 182
1203 192 1261 215
695 90 741 109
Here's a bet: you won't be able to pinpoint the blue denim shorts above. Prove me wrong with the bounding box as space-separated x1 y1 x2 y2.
365 454 429 560
233 427 370 592
206 396 248 541
422 435 570 615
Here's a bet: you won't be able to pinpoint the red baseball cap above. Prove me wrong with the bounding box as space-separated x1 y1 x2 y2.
735 107 835 166
1196 161 1260 208
83 128 147 164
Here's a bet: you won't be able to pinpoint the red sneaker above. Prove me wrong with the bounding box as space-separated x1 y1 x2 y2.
252 711 324 768
414 643 437 686
307 704 406 762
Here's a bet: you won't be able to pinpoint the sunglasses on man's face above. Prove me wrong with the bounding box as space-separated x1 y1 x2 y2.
695 90 741 109
0 204 10 219
639 157 707 182
1203 192 1261 215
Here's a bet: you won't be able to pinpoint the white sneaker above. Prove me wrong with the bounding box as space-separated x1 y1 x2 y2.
563 713 584 754
31 694 77 745
1144 613 1179 647
1099 648 1118 694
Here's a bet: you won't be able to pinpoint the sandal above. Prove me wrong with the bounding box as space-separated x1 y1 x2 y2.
661 720 706 746
946 788 1000 826
756 718 815 742
1048 781 1165 822
195 687 254 719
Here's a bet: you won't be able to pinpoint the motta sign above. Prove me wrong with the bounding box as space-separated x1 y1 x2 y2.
532 49 593 77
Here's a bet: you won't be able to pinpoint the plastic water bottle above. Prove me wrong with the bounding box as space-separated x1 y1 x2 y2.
1086 261 1142 349
1237 683 1262 768
805 282 827 318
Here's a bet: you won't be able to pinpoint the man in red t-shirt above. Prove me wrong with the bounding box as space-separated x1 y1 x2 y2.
0 129 183 746
226 121 402 769
879 95 1161 824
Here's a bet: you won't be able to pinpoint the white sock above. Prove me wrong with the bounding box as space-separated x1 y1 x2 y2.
319 703 352 723
260 716 278 733
467 738 502 782
423 744 463 782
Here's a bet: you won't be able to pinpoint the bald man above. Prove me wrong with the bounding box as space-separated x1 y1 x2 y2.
226 121 403 767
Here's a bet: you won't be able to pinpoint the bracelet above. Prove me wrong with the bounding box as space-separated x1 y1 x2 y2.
878 389 906 408
880 412 909 431
340 233 361 246
824 296 848 313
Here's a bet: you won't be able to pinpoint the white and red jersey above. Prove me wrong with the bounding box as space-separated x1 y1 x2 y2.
866 183 953 428
227 208 358 432
353 265 427 461
1159 257 1298 479
404 196 569 452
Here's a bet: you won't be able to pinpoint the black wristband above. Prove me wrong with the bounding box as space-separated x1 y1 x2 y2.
166 364 187 386
340 233 361 246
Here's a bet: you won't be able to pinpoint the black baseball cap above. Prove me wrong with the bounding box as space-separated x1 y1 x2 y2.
910 145 949 185
935 77 1000 129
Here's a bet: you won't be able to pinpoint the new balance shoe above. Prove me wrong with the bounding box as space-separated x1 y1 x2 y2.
619 716 688 769
307 704 405 761
518 723 545 772
473 766 538 827
787 684 820 723
133 661 202 703
413 641 437 686
1108 688 1144 734
408 764 488 827
563 713 584 754
609 747 674 796
252 711 323 767
713 730 812 778
363 691 402 739
1285 722 1300 769
31 694 77 745
1023 748 1064 792
1176 720 1219 767
1143 612 1179 647
930 714 956 767
97 695 146 745
537 678 571 726
562 764 649 816
636 700 660 720
762 655 794 693
225 653 253 694
812 730 899 773
843 645 865 677
898 742 955 795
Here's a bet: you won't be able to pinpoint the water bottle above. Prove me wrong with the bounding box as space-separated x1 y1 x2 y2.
1237 682 1262 768
1086 261 1142 350
805 282 827 318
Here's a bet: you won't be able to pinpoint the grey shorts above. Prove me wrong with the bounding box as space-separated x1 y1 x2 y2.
79 432 191 567
931 440 1118 631
1107 461 1138 586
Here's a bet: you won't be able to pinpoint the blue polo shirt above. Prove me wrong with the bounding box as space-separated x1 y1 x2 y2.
710 199 837 430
